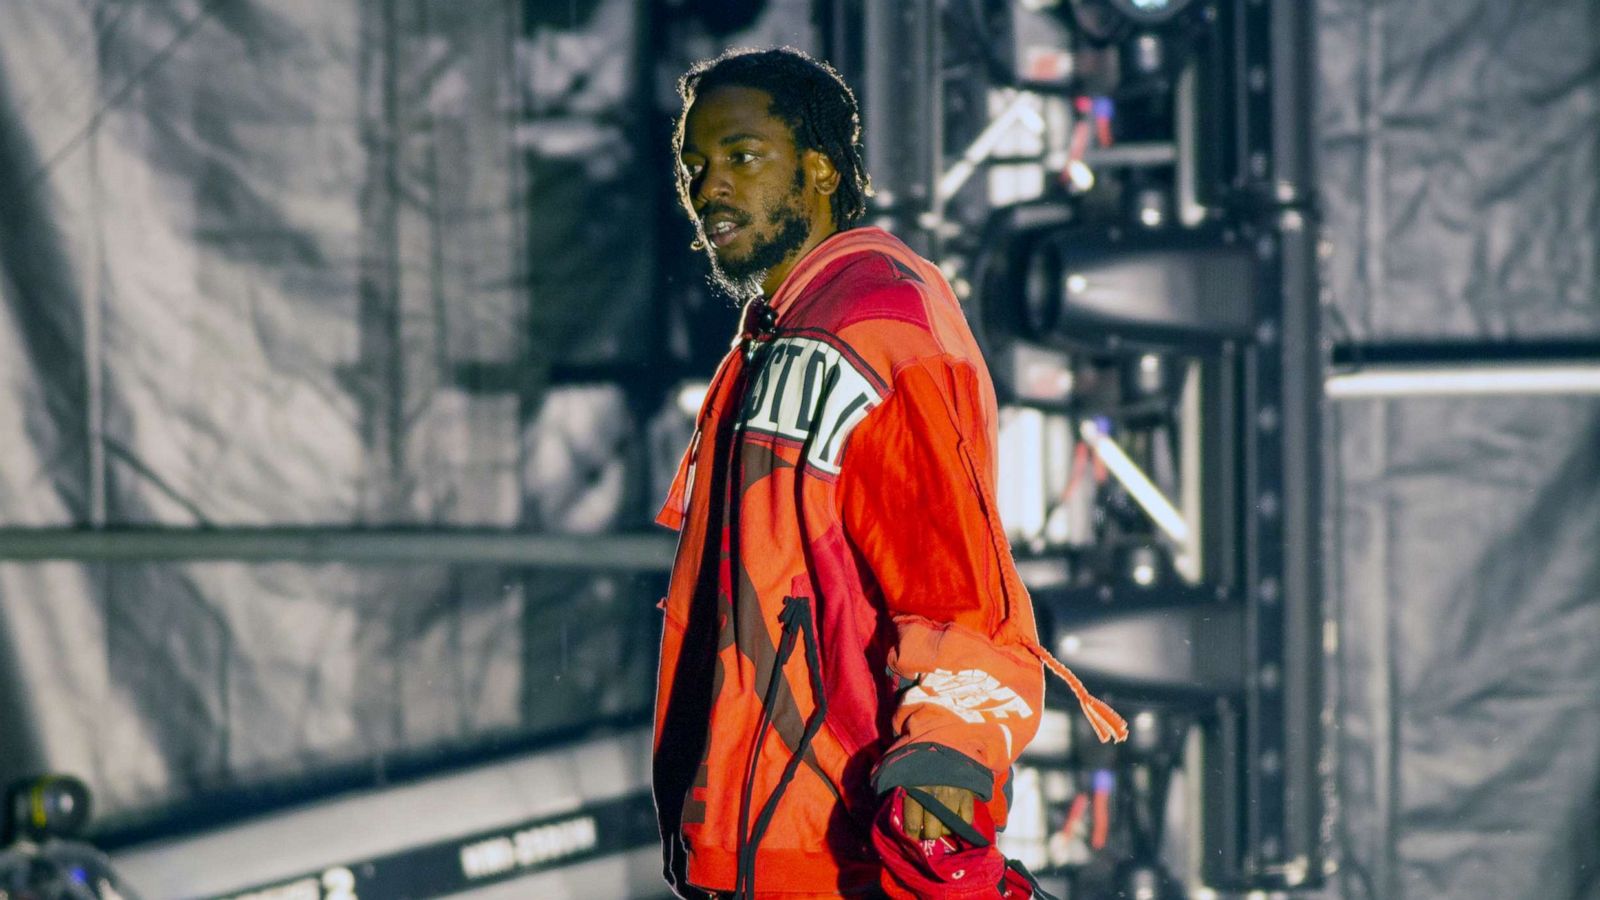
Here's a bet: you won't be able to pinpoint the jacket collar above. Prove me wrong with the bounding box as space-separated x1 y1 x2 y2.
767 227 909 319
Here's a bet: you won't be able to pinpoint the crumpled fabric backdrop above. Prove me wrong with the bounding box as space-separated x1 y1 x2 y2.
0 0 660 837
1316 1 1600 898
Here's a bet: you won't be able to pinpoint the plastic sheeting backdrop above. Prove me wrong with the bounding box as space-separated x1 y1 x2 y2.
0 0 661 836
1317 1 1600 898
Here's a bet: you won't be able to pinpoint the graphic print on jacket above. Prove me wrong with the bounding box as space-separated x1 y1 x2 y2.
737 333 884 477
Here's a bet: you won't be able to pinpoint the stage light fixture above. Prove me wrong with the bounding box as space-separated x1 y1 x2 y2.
1108 0 1198 24
1128 866 1161 900
1121 351 1172 400
5 775 90 842
1126 543 1162 588
1134 186 1168 229
1065 0 1200 43
1131 32 1165 75
1131 709 1161 751
1065 159 1096 193
1136 353 1164 394
1018 229 1259 340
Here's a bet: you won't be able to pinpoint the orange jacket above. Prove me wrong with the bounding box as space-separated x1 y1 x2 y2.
653 228 1125 897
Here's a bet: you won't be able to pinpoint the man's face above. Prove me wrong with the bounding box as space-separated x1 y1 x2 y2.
679 86 821 300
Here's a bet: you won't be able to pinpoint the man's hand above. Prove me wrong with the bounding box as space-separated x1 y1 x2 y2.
901 784 975 841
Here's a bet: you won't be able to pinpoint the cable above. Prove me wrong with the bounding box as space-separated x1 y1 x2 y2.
12 1 137 124
1063 791 1090 841
22 0 224 191
1090 769 1113 851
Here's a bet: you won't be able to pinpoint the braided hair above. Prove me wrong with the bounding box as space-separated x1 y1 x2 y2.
674 47 873 231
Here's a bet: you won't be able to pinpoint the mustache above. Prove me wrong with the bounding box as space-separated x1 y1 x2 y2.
698 204 750 228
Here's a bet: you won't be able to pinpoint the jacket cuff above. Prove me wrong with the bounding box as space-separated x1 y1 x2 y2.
871 742 994 801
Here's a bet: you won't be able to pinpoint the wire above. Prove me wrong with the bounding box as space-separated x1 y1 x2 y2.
1060 439 1091 503
1062 791 1090 840
21 0 224 192
12 1 137 124
1090 769 1113 851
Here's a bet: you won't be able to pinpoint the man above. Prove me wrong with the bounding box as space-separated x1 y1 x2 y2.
653 47 1126 899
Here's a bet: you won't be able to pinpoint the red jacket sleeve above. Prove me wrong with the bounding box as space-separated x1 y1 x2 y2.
836 354 1046 802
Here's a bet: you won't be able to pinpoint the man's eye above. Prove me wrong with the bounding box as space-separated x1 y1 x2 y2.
732 151 758 164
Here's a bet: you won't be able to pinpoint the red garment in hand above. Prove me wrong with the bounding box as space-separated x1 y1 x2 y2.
872 788 1044 900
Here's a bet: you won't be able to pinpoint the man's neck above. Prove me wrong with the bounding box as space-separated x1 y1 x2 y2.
761 222 841 299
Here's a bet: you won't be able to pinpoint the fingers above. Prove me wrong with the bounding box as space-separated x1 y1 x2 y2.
923 794 946 840
902 793 946 840
900 786 976 841
903 792 924 839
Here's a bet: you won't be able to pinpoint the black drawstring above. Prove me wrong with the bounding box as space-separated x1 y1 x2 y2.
733 600 801 896
733 596 828 900
1004 859 1059 900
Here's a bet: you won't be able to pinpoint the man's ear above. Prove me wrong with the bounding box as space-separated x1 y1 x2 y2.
806 149 840 197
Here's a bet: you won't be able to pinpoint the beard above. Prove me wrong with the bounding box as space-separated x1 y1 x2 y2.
701 182 812 304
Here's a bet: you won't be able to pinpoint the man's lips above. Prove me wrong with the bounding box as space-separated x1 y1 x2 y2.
702 212 748 249
709 222 745 248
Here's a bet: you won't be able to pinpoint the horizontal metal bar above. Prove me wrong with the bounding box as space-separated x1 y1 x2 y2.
1326 364 1600 398
1331 339 1600 367
1081 142 1177 168
0 529 678 570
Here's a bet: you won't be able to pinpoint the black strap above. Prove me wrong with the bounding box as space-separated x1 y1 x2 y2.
747 599 829 845
734 596 828 900
1006 859 1062 900
733 601 802 899
900 786 990 848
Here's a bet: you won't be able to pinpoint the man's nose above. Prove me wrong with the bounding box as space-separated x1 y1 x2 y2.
695 166 732 207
